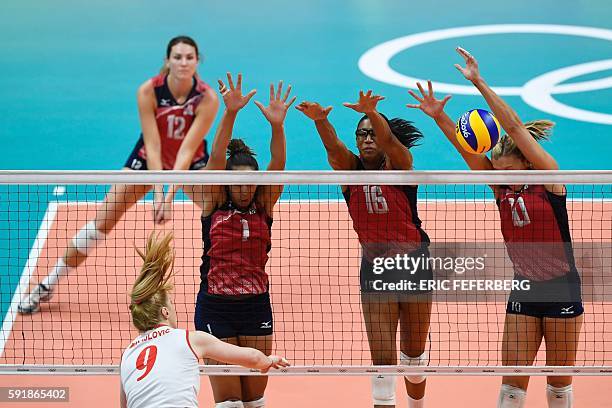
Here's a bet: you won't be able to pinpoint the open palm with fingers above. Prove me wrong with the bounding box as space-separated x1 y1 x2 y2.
255 81 296 126
218 72 256 113
406 80 452 119
295 101 332 121
343 90 384 114
454 47 481 82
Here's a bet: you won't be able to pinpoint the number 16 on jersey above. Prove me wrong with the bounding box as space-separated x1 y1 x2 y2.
363 185 389 214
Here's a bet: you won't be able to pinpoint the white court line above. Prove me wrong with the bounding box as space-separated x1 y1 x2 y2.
0 202 58 358
52 186 65 196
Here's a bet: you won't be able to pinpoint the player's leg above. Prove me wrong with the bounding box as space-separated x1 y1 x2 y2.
543 310 583 408
18 180 150 313
179 152 209 211
238 335 272 407
398 293 432 407
207 336 245 406
196 292 245 406
362 293 400 408
236 292 274 407
498 310 543 408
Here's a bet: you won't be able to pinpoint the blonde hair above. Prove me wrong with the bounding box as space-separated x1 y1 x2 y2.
129 232 175 332
491 120 555 161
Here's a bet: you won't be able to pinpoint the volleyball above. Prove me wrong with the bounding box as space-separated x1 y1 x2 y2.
455 109 501 154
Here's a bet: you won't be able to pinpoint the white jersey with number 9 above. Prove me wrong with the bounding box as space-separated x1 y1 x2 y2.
120 325 200 408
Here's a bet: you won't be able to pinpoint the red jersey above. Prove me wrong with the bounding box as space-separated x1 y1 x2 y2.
200 200 272 296
138 74 210 169
342 159 428 262
497 185 577 281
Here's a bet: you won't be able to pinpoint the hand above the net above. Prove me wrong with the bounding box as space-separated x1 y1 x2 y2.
218 72 256 113
260 355 290 374
455 47 482 83
255 81 296 126
295 101 332 121
343 90 384 114
406 80 452 120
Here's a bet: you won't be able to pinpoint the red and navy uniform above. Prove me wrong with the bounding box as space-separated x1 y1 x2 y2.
194 198 274 338
497 185 583 318
343 157 431 293
124 74 210 170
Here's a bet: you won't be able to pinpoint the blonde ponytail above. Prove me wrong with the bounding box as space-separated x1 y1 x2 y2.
491 120 555 160
129 232 175 332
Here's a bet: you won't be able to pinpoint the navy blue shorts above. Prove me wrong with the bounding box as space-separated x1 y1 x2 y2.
194 291 273 339
506 273 583 318
506 300 584 319
360 247 433 295
123 136 208 170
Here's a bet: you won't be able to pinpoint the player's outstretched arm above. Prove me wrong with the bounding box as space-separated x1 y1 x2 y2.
407 80 493 171
455 47 557 170
189 331 290 373
205 72 256 171
255 80 296 214
296 101 358 170
344 90 413 170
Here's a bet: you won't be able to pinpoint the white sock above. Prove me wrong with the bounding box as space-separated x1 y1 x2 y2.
497 384 526 408
546 384 572 408
41 258 69 289
407 394 424 408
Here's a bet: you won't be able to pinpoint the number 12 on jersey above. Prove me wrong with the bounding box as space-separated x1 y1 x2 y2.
363 185 388 214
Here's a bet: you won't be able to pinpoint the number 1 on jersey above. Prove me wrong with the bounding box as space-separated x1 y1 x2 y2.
136 345 158 381
240 218 250 241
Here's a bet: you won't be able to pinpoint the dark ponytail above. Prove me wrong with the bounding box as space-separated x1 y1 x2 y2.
226 139 259 170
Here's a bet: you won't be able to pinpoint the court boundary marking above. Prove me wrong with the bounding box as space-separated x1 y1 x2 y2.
0 202 57 357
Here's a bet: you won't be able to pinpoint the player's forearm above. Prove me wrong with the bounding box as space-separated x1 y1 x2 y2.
208 110 237 169
434 111 464 153
434 110 492 171
367 110 392 147
268 123 287 171
471 77 522 133
314 118 347 158
243 348 273 370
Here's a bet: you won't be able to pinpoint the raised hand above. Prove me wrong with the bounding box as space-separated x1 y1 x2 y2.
254 81 296 126
406 80 452 119
454 47 481 83
343 90 384 114
295 101 332 121
218 72 256 113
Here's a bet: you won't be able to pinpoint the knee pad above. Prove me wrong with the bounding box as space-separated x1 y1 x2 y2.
400 351 429 384
71 221 105 255
243 397 265 408
215 401 244 408
371 375 396 405
546 384 572 408
497 384 526 408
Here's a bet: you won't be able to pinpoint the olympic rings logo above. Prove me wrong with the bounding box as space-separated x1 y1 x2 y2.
358 24 612 125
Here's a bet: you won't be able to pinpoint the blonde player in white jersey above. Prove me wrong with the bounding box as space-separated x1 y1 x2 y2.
120 233 289 408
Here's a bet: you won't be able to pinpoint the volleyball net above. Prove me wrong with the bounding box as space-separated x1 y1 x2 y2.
0 170 611 376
